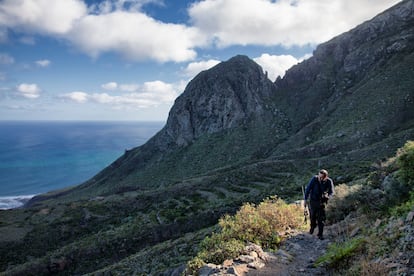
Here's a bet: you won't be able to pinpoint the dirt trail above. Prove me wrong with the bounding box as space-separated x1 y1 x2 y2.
247 230 331 276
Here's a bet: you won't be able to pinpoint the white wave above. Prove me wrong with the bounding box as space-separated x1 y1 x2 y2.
0 195 36 210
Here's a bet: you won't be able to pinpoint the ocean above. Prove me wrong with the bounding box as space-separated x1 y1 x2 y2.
0 121 164 209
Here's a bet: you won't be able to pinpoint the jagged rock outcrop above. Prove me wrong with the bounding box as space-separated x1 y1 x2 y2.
278 0 414 92
272 0 414 157
159 55 274 147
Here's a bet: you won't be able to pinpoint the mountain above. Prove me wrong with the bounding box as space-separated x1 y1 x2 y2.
29 54 288 201
32 0 414 203
1 1 414 275
272 0 414 158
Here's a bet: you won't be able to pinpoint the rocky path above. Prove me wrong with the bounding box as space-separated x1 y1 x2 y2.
246 230 330 276
197 228 334 276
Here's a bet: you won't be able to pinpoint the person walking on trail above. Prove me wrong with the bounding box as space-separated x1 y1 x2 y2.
304 169 334 240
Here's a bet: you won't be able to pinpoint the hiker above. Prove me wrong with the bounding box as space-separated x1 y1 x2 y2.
304 169 334 240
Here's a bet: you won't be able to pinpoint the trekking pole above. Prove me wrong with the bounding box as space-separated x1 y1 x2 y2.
302 186 309 224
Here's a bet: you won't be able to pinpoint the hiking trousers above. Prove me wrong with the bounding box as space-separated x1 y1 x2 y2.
309 200 326 237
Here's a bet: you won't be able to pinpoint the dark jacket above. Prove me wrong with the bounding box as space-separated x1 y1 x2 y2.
304 176 334 202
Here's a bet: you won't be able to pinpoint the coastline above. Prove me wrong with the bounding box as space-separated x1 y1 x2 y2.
0 195 37 210
0 121 165 210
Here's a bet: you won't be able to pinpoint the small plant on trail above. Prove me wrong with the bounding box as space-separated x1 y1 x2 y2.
314 237 365 269
360 259 390 275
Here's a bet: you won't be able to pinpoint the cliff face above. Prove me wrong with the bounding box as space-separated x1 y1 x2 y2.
162 55 274 147
271 0 414 156
276 0 414 121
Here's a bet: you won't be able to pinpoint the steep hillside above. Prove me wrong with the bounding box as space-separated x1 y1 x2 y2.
1 1 414 275
272 0 414 160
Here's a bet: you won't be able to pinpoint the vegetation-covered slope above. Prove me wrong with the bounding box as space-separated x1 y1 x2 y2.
0 1 413 275
184 140 414 275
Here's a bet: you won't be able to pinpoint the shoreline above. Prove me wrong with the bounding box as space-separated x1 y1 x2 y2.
0 195 36 210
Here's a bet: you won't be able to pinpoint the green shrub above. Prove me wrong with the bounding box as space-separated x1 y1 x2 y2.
326 184 386 222
396 140 414 186
185 196 303 273
389 190 414 217
218 197 303 249
198 235 245 264
185 257 205 275
314 237 365 268
327 140 414 222
383 140 414 211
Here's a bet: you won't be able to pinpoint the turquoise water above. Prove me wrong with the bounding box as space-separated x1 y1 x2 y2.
0 121 164 209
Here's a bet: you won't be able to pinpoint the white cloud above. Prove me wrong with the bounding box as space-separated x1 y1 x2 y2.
0 0 401 63
0 0 204 63
0 1 203 63
189 0 401 47
254 53 304 80
61 91 89 103
0 53 14 65
101 82 118 90
140 80 178 103
183 59 221 78
17 83 41 99
67 11 206 62
35 59 51 67
62 80 179 108
0 0 87 35
89 93 159 108
119 83 140 92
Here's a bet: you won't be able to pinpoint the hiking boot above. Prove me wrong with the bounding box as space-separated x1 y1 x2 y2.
318 235 324 240
309 227 315 234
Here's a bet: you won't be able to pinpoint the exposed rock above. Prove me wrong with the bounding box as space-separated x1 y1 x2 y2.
272 0 414 155
406 211 414 222
350 226 361 237
162 55 275 147
198 243 269 275
275 249 293 264
247 260 265 270
243 243 268 261
199 264 220 276
237 255 255 264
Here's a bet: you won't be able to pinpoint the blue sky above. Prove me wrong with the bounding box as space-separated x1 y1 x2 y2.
0 0 401 121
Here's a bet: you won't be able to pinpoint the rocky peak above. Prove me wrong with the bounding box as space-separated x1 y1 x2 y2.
281 0 413 82
318 0 414 73
274 0 414 130
161 55 274 147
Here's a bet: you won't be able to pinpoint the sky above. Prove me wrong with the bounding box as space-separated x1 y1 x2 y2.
0 0 401 122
